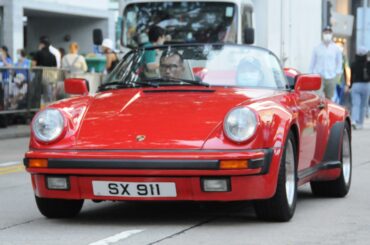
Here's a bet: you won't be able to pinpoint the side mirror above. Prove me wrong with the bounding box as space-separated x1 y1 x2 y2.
244 27 255 44
64 78 89 95
294 74 321 91
284 68 301 89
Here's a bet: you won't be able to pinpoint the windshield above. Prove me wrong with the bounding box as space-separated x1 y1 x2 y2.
122 2 238 47
102 44 287 90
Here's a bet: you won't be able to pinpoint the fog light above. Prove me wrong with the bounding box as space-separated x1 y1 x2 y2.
46 176 69 190
201 178 230 192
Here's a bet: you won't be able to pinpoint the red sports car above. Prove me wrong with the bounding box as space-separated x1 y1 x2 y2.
24 44 352 221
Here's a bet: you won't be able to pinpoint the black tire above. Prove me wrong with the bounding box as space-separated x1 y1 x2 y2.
253 131 297 222
310 122 352 197
35 196 84 218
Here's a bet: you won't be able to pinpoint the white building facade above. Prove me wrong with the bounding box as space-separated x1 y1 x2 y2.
0 0 115 58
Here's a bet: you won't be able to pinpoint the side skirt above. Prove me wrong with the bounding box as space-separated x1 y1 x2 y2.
298 161 341 180
298 121 345 181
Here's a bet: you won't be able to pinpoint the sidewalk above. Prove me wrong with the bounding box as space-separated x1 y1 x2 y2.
0 124 30 140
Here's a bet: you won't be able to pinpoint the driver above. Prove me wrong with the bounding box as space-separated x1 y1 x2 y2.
235 57 264 87
159 49 185 79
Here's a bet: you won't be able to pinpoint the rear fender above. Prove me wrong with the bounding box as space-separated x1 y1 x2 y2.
322 121 344 163
322 103 349 163
312 113 350 181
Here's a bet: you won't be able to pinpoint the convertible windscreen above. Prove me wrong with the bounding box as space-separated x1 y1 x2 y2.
103 45 287 90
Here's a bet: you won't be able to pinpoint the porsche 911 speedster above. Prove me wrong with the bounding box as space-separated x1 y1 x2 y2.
24 44 352 221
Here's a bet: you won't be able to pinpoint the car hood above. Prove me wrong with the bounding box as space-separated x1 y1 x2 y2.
75 87 277 149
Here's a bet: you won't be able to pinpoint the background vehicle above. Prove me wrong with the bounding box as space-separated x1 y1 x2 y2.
24 44 352 222
119 0 322 72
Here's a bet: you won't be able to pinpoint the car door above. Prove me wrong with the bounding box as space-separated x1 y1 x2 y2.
294 88 322 171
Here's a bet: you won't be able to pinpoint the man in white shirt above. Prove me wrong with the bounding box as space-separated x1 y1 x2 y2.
310 26 343 100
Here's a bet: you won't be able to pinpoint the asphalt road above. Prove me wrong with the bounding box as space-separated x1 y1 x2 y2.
1 121 370 245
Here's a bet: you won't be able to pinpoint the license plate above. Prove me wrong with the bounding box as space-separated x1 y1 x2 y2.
92 181 177 197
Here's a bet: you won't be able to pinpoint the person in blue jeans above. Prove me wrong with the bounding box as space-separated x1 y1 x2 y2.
350 46 370 130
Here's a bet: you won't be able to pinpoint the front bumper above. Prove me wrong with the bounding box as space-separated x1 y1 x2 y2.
24 148 282 201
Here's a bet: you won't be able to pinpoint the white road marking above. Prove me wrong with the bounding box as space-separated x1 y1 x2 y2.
0 161 20 167
88 229 143 245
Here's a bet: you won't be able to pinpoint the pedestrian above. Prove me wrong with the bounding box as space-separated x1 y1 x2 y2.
310 26 343 100
334 40 351 107
0 46 13 87
59 47 66 59
62 42 87 74
349 46 370 130
40 36 61 68
0 46 13 67
15 49 31 68
32 38 57 67
143 25 166 77
0 46 12 109
14 49 31 81
101 38 119 73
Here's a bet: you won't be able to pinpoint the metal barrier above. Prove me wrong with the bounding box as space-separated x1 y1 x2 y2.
0 67 103 118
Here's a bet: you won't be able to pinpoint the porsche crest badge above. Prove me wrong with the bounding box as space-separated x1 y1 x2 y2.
136 135 146 142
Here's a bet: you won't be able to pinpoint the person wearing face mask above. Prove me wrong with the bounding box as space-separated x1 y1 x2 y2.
235 57 264 87
310 26 343 100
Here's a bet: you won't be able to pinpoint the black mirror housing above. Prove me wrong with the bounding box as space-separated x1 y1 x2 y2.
244 28 255 44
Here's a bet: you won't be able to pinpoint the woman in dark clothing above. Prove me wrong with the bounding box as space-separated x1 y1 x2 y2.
350 47 370 130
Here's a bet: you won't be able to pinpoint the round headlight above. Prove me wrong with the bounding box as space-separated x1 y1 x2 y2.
223 107 257 142
32 109 65 143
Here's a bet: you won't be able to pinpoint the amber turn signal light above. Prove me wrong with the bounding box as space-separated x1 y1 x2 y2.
28 159 48 168
220 160 248 169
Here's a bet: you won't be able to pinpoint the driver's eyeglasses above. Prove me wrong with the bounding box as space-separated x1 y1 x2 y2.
160 64 179 70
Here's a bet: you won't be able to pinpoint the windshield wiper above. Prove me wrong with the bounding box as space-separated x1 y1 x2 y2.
142 77 210 87
98 81 127 91
99 80 159 91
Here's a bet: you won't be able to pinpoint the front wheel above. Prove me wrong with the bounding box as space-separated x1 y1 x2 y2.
310 122 352 197
253 131 297 222
35 196 84 218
